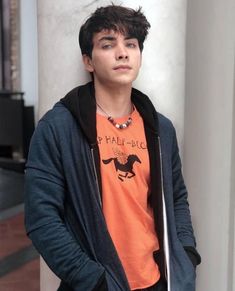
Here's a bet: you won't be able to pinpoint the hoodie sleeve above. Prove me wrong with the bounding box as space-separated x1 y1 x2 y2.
171 127 201 266
24 119 106 290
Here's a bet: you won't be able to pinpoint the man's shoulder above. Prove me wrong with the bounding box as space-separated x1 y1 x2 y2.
157 112 175 134
31 102 78 146
40 101 74 126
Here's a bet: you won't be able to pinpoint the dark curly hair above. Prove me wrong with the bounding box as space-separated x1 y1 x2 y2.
79 4 151 57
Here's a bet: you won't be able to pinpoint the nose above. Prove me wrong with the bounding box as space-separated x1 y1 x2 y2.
115 44 129 60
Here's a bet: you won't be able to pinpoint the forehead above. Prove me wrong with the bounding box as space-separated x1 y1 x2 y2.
92 29 135 42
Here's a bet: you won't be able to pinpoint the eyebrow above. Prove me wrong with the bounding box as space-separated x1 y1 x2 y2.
98 35 137 43
98 36 116 42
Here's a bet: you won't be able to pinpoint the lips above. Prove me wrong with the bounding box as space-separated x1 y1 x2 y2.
113 65 131 70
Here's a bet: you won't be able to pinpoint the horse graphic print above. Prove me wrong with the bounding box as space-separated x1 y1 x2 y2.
102 148 141 182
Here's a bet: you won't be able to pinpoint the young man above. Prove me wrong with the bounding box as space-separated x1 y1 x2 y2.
25 5 201 291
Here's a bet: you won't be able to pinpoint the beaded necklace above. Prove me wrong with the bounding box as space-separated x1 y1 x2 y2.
96 102 133 129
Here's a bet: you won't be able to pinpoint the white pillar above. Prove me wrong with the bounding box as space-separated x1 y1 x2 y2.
37 0 188 290
184 0 235 290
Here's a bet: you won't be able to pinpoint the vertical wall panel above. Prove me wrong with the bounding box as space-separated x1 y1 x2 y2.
184 0 235 290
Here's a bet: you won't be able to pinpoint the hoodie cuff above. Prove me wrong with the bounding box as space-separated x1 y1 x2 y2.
184 246 201 268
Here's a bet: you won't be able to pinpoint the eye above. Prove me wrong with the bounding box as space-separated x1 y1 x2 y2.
102 43 113 49
126 42 137 48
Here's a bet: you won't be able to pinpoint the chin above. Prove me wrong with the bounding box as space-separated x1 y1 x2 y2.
112 76 137 86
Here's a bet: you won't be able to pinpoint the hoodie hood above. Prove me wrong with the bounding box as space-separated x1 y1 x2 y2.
60 81 159 147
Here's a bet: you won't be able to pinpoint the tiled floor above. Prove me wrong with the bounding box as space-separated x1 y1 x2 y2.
0 169 40 290
0 213 31 258
0 211 40 290
0 258 39 291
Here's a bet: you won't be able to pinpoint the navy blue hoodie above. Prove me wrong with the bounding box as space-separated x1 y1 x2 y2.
25 82 200 291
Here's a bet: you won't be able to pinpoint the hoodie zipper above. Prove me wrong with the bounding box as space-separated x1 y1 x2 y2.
91 148 102 207
158 136 171 291
90 147 131 290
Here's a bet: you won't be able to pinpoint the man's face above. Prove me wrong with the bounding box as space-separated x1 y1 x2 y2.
83 30 142 87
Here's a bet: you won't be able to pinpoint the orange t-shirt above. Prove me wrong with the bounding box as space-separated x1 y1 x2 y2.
96 108 160 290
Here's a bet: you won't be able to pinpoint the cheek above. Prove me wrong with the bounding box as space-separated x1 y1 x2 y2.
133 52 142 68
92 54 108 70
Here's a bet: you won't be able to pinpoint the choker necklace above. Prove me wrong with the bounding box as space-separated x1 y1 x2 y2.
96 102 133 129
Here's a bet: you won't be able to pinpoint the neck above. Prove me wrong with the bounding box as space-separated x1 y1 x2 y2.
94 80 133 118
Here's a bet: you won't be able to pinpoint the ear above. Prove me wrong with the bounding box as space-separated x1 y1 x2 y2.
82 54 94 72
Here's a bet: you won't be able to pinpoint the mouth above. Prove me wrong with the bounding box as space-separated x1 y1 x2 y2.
113 65 132 71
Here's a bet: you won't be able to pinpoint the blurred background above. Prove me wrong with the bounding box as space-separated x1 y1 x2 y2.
0 0 234 291
0 0 39 290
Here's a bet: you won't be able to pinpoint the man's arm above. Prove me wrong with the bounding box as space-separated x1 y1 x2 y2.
171 127 201 267
24 119 105 290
